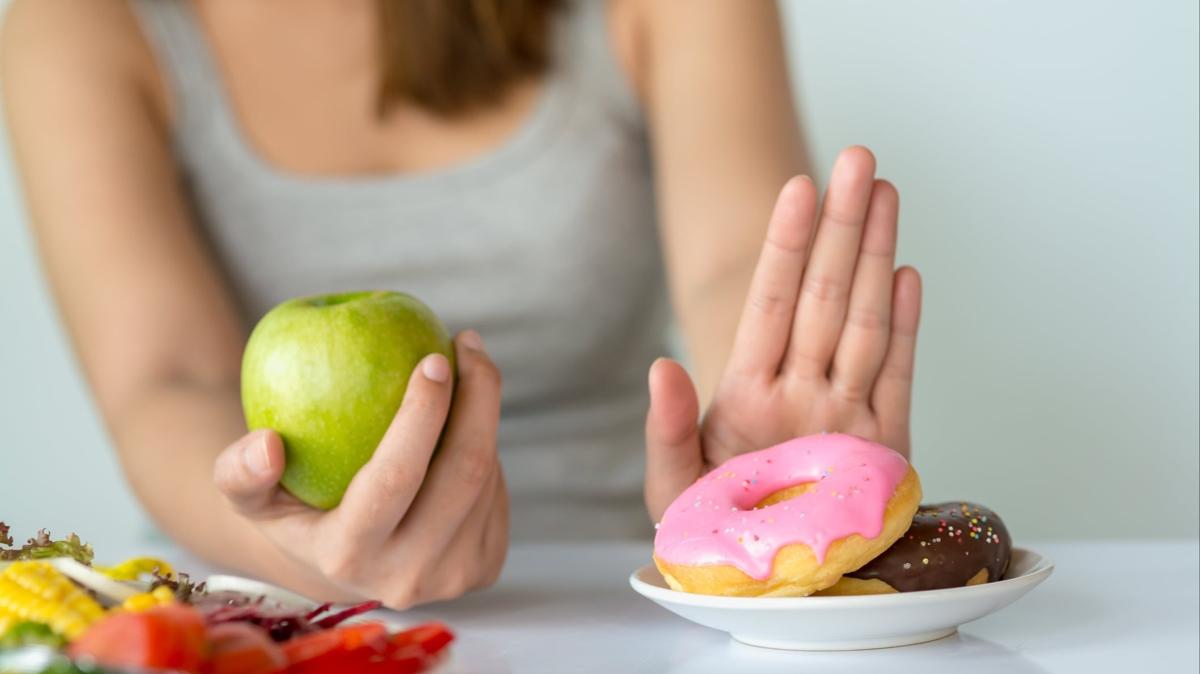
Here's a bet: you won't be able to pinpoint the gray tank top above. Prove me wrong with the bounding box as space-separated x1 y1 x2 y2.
129 0 667 540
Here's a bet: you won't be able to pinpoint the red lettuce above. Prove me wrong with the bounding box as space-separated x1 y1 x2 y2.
196 593 382 642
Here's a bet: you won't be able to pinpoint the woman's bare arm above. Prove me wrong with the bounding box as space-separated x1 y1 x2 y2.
5 0 511 608
2 0 332 593
629 0 810 402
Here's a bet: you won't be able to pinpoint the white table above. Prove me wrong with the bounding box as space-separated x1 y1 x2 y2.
159 540 1198 673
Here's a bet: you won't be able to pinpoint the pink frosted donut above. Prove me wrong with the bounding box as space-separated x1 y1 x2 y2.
653 433 922 597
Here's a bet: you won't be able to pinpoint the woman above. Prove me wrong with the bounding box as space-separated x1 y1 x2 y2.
2 0 921 609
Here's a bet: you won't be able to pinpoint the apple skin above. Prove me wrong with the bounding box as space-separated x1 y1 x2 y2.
241 290 455 510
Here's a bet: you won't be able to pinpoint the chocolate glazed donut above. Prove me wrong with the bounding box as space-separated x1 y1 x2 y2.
818 502 1012 595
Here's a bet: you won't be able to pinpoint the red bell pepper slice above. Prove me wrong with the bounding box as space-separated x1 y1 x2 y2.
388 622 455 657
282 621 454 674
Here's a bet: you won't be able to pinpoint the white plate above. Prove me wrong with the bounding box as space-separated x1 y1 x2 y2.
204 574 319 609
629 547 1053 651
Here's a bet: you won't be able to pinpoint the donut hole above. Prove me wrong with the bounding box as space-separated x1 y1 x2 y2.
754 481 818 508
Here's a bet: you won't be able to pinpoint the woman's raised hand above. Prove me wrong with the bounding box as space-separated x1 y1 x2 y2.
645 147 923 520
213 331 508 609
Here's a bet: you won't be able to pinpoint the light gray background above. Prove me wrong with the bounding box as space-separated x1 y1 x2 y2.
1 1 1196 551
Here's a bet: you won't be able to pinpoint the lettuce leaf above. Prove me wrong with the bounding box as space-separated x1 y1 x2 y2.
0 621 67 649
0 523 94 565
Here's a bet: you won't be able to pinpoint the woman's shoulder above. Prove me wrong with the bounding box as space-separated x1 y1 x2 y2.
2 0 167 120
593 0 787 106
4 0 142 64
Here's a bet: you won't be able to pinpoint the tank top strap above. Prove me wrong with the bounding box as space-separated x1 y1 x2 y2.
127 0 224 136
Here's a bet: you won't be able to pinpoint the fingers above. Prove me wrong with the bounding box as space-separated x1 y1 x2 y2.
872 266 922 439
307 333 504 607
727 176 819 377
333 350 455 546
381 466 506 609
644 358 704 521
396 331 503 553
831 180 899 400
422 468 506 604
214 429 286 516
787 146 878 376
477 469 510 589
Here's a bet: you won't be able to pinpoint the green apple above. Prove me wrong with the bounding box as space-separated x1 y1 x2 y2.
241 290 454 510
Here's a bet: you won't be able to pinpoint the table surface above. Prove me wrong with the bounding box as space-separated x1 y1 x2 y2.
157 540 1197 674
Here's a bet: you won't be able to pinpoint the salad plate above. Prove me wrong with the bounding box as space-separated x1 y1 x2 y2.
0 523 454 674
629 547 1053 651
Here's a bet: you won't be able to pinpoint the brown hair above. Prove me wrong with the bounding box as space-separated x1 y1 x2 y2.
376 0 561 117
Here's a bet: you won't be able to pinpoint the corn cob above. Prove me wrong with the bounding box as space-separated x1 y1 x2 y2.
0 561 105 639
120 585 176 612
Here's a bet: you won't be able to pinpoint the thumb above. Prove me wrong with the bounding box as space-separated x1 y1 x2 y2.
214 429 286 516
644 358 704 522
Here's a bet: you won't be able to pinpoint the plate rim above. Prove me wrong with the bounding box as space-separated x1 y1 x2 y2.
629 546 1054 610
204 573 319 608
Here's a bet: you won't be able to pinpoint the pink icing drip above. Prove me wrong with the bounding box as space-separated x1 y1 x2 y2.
653 433 910 581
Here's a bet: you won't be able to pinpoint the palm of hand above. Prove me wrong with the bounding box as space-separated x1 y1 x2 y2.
700 371 904 472
645 147 921 521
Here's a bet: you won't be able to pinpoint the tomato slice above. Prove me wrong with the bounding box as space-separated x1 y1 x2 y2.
68 604 207 673
205 622 287 674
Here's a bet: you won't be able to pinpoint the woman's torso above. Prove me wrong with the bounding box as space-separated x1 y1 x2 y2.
128 0 667 539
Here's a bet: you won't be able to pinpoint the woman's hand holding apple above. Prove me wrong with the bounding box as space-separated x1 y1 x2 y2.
213 331 508 609
644 147 923 521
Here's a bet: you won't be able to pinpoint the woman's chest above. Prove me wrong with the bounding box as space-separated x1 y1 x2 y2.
183 0 637 178
188 0 547 177
184 110 663 399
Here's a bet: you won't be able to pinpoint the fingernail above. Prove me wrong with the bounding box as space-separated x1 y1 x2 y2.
459 330 484 351
422 353 451 382
648 357 664 388
244 433 271 476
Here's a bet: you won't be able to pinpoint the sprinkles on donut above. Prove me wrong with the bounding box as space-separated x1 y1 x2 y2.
817 501 1012 595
